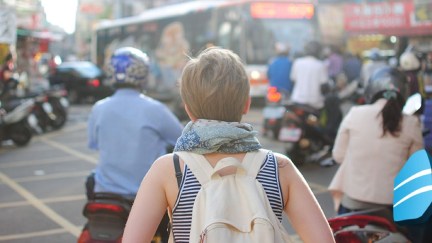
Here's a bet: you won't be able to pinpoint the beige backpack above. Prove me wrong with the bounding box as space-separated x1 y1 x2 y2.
176 149 292 243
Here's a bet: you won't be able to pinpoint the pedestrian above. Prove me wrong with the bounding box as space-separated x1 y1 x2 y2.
290 40 329 110
324 45 344 81
267 42 292 98
360 48 388 88
342 52 362 83
86 47 183 197
399 48 421 95
123 47 335 243
328 66 423 218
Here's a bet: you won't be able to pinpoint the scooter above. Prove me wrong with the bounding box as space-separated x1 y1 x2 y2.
262 86 288 139
77 175 170 243
328 208 411 243
0 98 38 146
278 102 332 166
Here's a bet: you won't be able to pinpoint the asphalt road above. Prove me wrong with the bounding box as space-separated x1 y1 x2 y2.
0 104 339 243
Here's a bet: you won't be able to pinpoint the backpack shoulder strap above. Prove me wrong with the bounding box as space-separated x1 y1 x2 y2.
175 151 214 185
242 149 270 178
173 153 182 188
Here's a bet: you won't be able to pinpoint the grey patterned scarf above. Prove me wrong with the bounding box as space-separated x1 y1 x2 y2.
174 119 262 154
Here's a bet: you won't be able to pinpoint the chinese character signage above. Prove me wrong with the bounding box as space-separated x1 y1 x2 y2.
344 1 432 35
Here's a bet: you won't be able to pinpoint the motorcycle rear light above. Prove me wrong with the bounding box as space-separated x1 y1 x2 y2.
267 87 281 103
77 229 91 243
328 215 397 232
294 108 304 116
268 119 277 125
85 203 125 214
88 79 100 87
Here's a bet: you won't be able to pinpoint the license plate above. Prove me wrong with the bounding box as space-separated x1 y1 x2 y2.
60 97 69 108
263 106 285 119
42 102 53 113
278 127 302 142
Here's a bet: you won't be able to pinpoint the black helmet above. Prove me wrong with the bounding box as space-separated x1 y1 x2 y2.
304 41 322 58
364 66 409 103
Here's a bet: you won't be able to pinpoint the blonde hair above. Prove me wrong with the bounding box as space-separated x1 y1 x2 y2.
180 47 250 122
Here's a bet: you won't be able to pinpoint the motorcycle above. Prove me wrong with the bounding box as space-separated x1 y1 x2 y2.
77 175 170 243
0 98 38 146
262 86 288 139
15 87 68 133
328 208 411 243
278 102 333 166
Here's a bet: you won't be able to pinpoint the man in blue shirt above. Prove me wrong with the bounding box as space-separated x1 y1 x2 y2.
267 42 292 97
87 47 183 196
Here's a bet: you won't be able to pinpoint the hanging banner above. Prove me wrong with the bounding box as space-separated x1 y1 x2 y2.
344 1 432 36
0 7 17 44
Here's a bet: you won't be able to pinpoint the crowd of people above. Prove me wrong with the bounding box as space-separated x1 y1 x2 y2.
79 37 432 242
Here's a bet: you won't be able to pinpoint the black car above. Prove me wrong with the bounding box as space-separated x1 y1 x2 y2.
48 61 113 103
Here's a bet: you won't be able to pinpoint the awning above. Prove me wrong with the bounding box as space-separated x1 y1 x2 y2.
17 28 64 41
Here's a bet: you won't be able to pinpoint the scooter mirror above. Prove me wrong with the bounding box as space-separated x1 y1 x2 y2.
402 93 422 115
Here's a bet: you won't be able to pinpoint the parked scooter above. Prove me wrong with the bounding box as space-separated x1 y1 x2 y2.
0 98 38 146
9 87 68 133
328 208 411 243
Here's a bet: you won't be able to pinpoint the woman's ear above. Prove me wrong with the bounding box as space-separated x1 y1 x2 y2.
242 97 251 115
184 104 197 121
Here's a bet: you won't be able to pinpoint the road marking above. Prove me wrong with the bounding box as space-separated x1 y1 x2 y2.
0 200 30 208
0 172 81 237
14 171 89 182
0 156 75 168
0 228 68 241
0 195 86 209
39 137 97 165
0 195 86 208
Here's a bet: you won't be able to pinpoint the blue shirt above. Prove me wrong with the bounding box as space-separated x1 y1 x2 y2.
88 89 183 195
267 55 292 92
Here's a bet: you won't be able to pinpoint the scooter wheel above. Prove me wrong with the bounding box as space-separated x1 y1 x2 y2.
50 103 67 129
10 125 33 146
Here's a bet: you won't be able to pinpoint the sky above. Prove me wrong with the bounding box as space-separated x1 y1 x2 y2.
41 0 78 34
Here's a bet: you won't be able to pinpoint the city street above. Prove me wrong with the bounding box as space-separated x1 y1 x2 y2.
0 104 339 243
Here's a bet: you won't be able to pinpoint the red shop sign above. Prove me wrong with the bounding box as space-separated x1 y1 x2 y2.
344 1 432 35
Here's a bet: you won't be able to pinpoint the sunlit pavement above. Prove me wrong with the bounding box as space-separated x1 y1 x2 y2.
0 104 338 243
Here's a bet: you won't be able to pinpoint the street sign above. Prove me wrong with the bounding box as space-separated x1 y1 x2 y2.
0 7 17 44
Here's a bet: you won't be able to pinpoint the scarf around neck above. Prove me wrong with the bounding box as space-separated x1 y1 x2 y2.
174 119 262 154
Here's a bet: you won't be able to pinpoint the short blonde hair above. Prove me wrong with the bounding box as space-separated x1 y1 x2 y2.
180 47 250 122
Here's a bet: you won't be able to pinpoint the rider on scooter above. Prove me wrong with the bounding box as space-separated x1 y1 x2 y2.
86 47 183 196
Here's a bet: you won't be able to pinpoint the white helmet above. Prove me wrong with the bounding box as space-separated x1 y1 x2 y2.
399 51 420 71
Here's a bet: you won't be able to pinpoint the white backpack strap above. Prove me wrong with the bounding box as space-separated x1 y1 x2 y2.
175 151 214 185
242 149 270 178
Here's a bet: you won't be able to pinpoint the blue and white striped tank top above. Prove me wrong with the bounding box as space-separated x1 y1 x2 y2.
171 152 284 243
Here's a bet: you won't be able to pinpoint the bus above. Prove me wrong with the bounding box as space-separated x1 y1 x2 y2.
92 0 318 102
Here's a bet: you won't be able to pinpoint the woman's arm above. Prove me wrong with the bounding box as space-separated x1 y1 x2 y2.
122 155 171 243
276 153 335 243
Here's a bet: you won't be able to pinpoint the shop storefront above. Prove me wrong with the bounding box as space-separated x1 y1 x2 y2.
343 0 432 58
